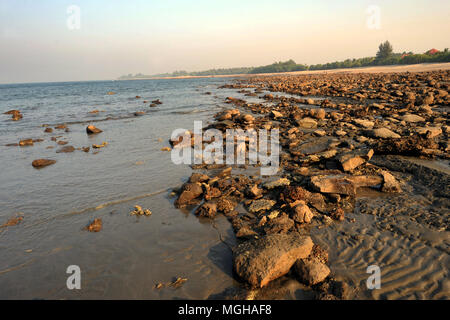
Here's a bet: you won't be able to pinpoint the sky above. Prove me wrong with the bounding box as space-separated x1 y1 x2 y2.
0 0 449 83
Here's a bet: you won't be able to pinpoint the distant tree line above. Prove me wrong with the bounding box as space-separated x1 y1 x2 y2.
119 42 450 79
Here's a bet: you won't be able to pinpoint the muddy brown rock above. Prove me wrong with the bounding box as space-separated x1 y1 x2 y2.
56 146 75 153
195 202 217 218
336 148 374 172
380 170 402 193
86 218 102 232
86 125 103 134
291 201 314 224
175 183 203 208
294 257 330 286
233 233 314 288
32 159 56 168
19 139 34 147
248 199 276 213
367 128 401 139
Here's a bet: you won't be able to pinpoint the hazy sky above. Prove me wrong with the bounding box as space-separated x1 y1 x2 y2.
0 0 449 83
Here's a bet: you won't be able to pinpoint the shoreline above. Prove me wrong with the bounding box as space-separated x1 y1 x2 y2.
121 62 450 81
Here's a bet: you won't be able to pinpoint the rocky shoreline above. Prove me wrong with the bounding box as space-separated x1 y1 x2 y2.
171 70 449 299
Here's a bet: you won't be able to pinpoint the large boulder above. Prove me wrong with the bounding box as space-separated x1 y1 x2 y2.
233 233 314 288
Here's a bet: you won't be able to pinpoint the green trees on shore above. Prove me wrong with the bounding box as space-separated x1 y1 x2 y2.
119 43 450 79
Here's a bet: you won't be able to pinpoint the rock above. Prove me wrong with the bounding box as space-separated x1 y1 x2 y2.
248 199 276 213
297 117 317 129
329 207 345 221
314 129 327 137
236 226 258 239
195 202 217 218
367 128 401 139
291 201 314 224
353 119 374 129
294 257 330 286
19 139 34 147
44 127 53 133
291 136 339 156
189 173 210 183
32 159 56 168
335 129 347 136
310 108 326 120
380 171 402 193
336 148 374 172
92 142 108 149
130 205 152 216
416 126 442 138
264 178 290 189
86 125 102 134
152 99 162 104
310 174 383 195
306 98 315 105
264 213 294 234
233 233 314 287
86 218 102 232
161 147 171 151
401 114 425 123
55 124 67 130
271 110 283 118
4 110 20 115
175 183 203 208
216 197 236 214
310 175 356 195
134 111 145 116
246 184 263 198
56 146 75 153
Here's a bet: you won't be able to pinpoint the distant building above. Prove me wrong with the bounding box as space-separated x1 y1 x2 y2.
426 48 440 55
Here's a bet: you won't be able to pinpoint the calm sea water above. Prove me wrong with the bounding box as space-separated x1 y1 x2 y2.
0 78 240 299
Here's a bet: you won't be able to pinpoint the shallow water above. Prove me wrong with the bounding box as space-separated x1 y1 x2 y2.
0 78 243 299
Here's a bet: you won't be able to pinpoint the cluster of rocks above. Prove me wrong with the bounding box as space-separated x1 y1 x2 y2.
172 69 449 299
130 205 152 216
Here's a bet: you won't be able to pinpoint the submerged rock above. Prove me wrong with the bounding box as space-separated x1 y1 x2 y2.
19 139 34 147
32 159 56 168
86 218 102 232
56 146 75 153
86 125 102 134
233 233 314 288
